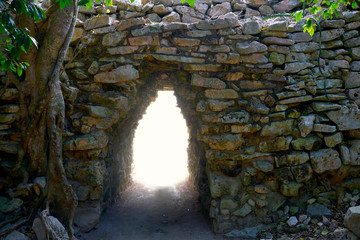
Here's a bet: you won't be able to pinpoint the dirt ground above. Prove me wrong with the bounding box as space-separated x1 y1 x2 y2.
78 180 225 240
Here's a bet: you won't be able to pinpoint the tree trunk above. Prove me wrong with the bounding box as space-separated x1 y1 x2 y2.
12 0 79 237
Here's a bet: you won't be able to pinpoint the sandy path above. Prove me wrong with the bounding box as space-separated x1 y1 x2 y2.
78 180 225 240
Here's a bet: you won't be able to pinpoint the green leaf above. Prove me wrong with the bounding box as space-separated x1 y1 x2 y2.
295 11 302 22
1 60 11 71
17 66 23 76
105 0 112 6
187 0 195 6
352 1 357 8
24 35 31 51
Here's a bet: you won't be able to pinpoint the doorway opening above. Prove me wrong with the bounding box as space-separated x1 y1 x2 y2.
132 90 189 187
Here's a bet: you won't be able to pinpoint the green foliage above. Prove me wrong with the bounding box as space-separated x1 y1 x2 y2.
293 0 357 36
0 0 44 76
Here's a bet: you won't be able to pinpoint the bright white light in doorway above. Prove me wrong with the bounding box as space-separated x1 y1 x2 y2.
132 91 189 187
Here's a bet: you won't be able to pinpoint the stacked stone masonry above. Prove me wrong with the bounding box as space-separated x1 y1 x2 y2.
1 0 360 235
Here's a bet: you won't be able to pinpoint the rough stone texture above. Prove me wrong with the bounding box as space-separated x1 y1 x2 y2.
4 2 360 237
344 206 360 237
4 231 31 240
310 149 342 174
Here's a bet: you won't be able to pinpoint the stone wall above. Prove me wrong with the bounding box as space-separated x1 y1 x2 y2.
1 0 360 235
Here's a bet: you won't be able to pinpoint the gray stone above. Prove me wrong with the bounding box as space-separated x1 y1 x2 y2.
102 31 127 47
341 140 360 165
326 105 360 131
313 29 345 42
298 115 315 137
63 130 108 151
206 134 244 151
208 2 231 18
292 135 322 151
243 21 262 35
324 132 342 148
307 203 331 217
94 65 139 83
260 119 295 137
74 206 100 232
207 100 234 111
310 149 342 174
344 206 360 238
285 62 314 73
236 41 267 54
311 102 341 112
287 216 298 227
259 136 292 152
195 16 239 30
205 89 239 99
84 15 114 30
4 231 30 240
291 163 313 183
90 92 129 110
162 12 180 22
32 218 47 240
280 182 303 196
273 0 302 13
208 170 242 198
233 203 252 217
263 37 295 45
344 72 360 89
220 111 249 124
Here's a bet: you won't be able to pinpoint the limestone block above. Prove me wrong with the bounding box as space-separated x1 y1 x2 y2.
252 160 274 172
324 132 342 148
290 42 319 52
311 102 341 112
176 6 204 19
173 37 200 46
310 149 342 174
84 15 114 30
108 46 139 55
236 41 267 54
259 5 274 15
263 37 295 46
277 95 312 104
207 134 244 151
208 2 231 18
220 198 238 209
233 203 252 217
199 45 230 53
313 29 344 42
340 140 360 165
245 8 261 18
242 21 262 35
94 65 139 83
273 0 301 12
205 89 238 99
326 104 360 131
90 92 128 110
345 36 360 48
208 170 242 198
269 52 285 65
71 69 88 80
284 62 314 74
102 31 127 47
153 4 172 15
184 64 226 72
350 47 360 59
298 115 315 137
344 206 360 237
116 17 146 31
260 119 296 137
259 136 292 152
195 16 239 30
162 12 180 22
291 163 313 183
328 60 350 69
276 151 309 167
207 100 234 111
291 135 322 151
240 53 268 64
280 182 303 197
119 11 145 19
220 111 250 124
191 74 225 89
63 130 108 151
131 24 162 36
344 72 360 89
